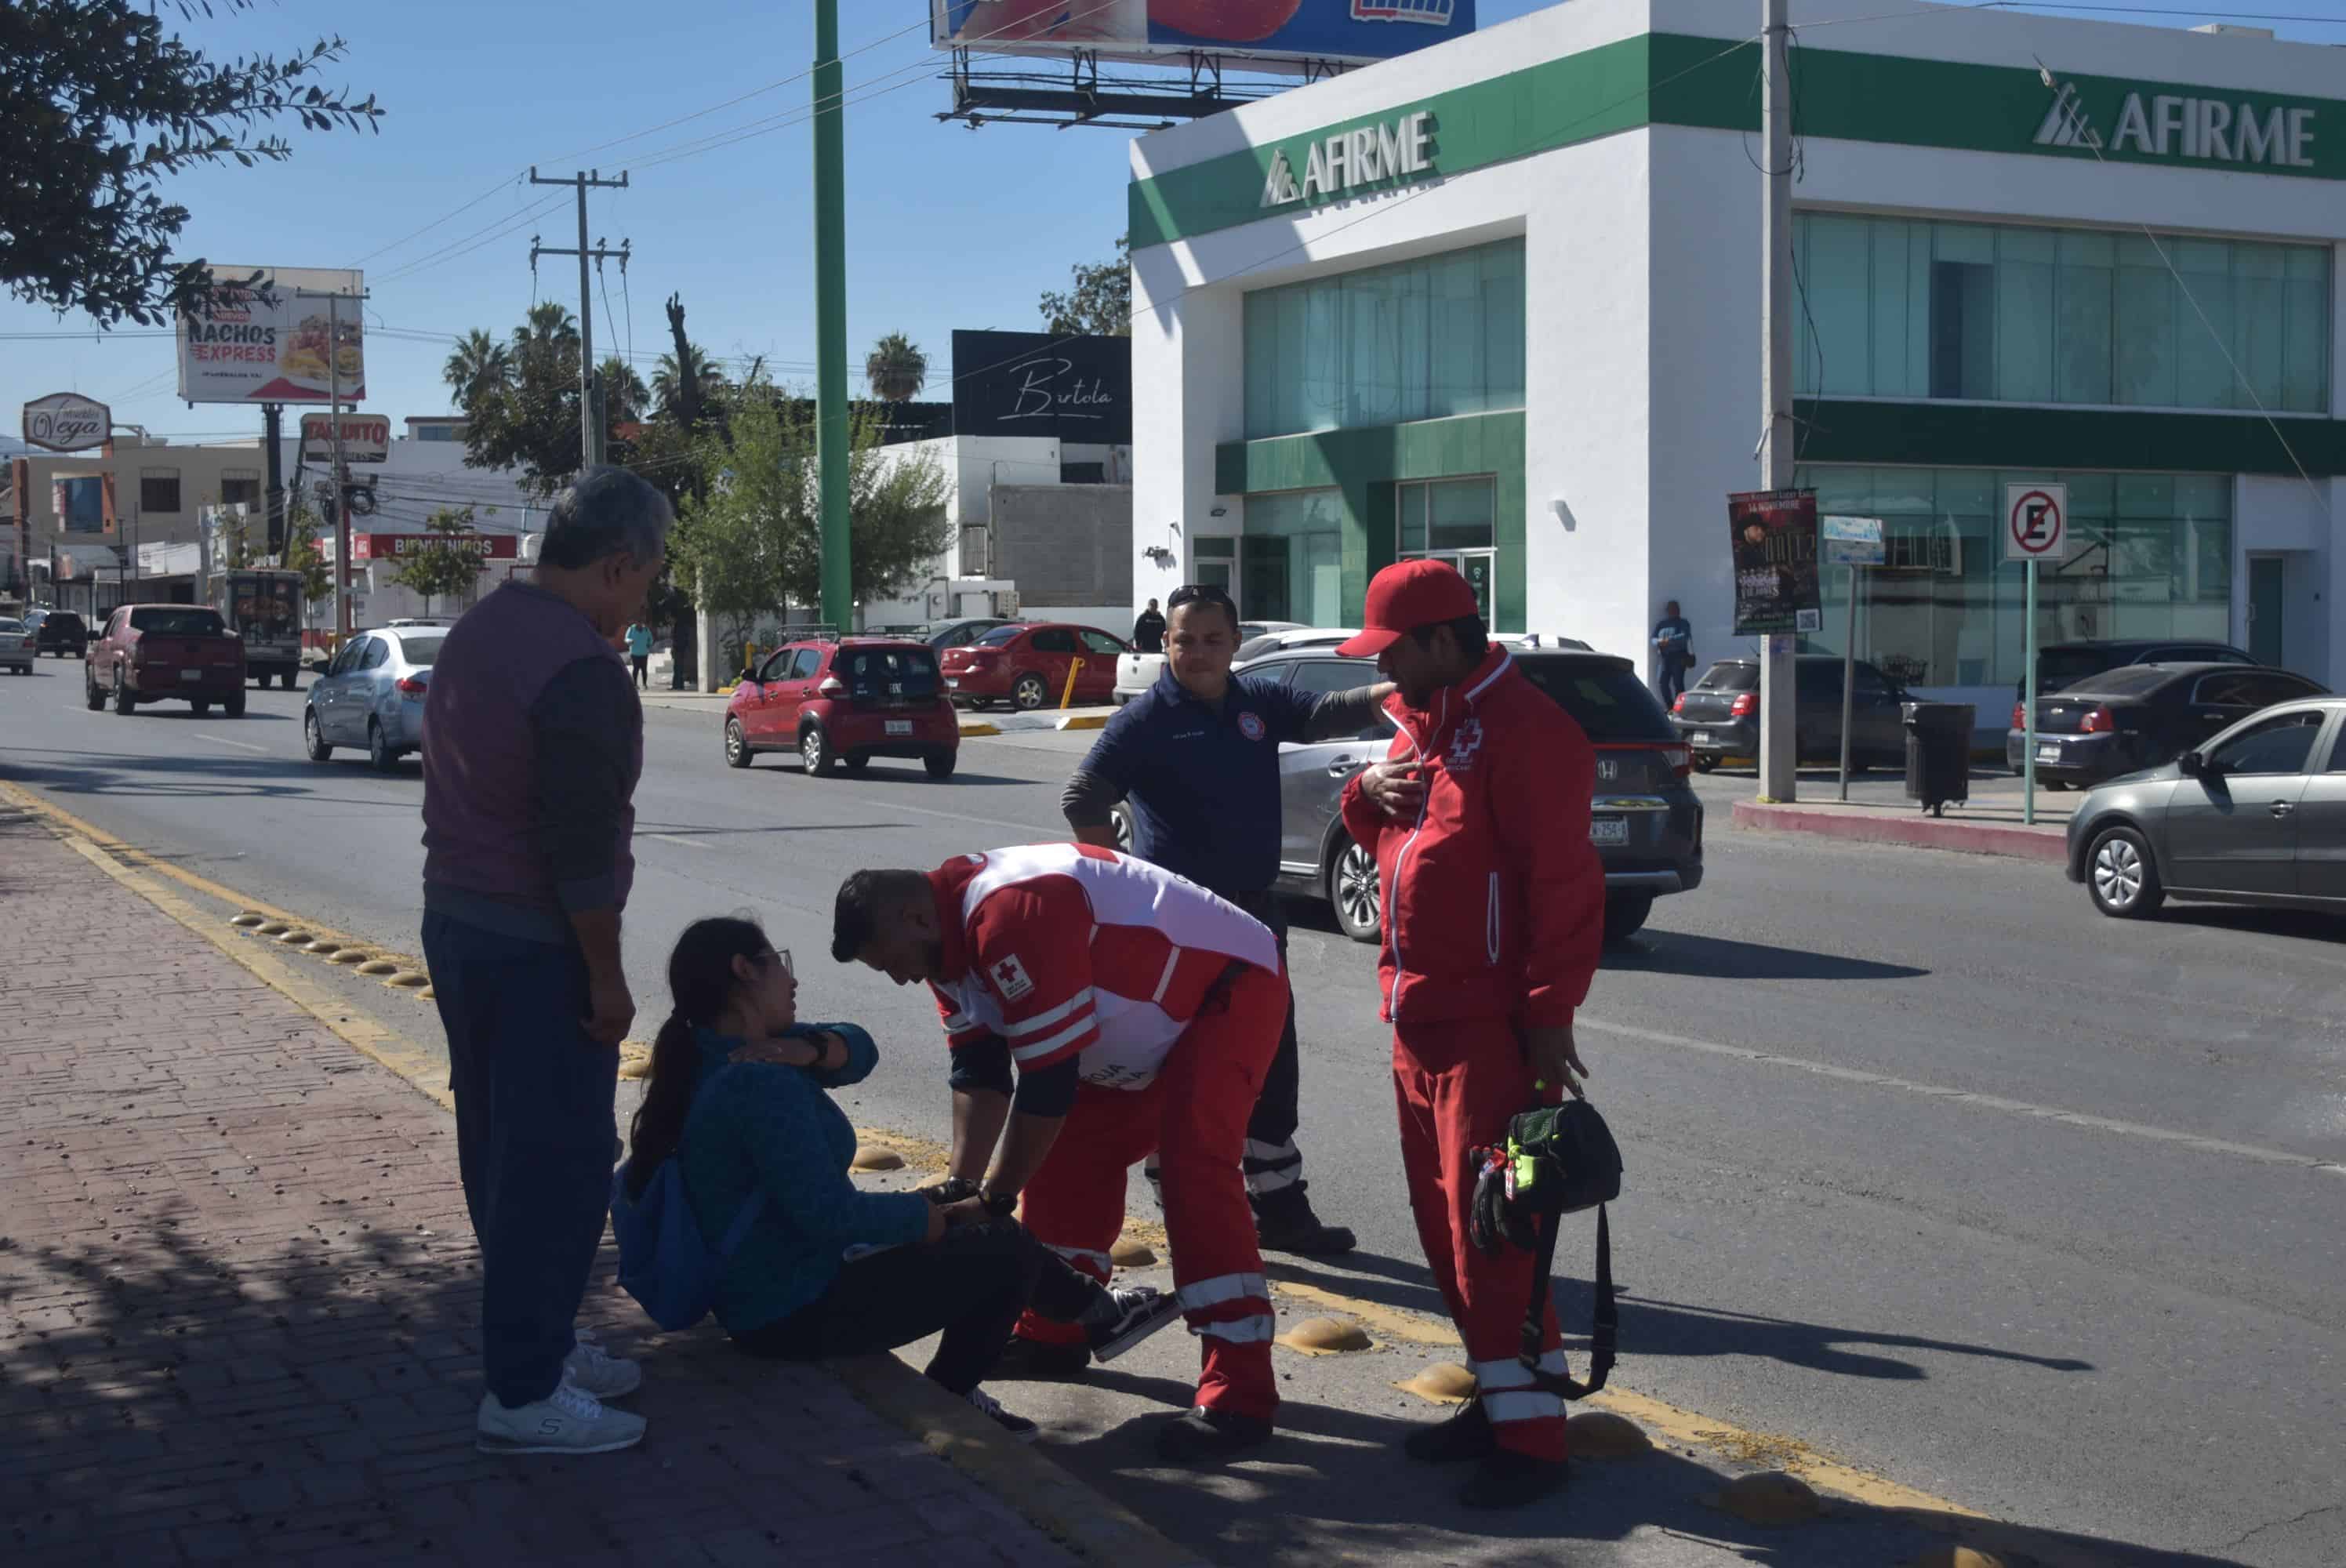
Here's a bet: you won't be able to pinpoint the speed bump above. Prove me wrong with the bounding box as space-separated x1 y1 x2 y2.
1709 1470 1821 1525
851 1145 906 1173
1274 1316 1373 1356
1567 1410 1653 1458
357 960 400 976
1396 1362 1476 1403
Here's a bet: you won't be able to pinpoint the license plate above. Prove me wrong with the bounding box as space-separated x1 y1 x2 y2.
884 720 913 736
1589 817 1629 846
2036 742 2061 763
1690 732 1714 746
945 677 961 689
180 669 202 682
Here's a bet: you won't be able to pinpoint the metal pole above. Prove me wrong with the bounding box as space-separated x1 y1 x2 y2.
1839 564 1858 803
576 175 597 467
814 0 852 633
263 402 285 561
328 293 350 644
2024 557 2039 828
1757 0 1798 803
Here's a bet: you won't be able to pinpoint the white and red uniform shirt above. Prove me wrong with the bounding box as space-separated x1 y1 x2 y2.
925 844 1280 1091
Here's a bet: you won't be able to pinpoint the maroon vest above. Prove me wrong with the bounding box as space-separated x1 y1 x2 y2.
421 583 641 921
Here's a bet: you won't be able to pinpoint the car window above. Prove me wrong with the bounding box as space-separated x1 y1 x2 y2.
1515 659 1676 742
2039 648 2119 692
1286 659 1373 699
756 649 794 683
395 634 445 668
359 637 391 672
127 606 227 637
0 620 22 633
839 644 940 699
2209 712 2322 775
2193 672 2272 706
976 625 1022 647
327 641 361 676
2243 673 2324 706
790 648 825 680
1796 662 1839 698
1080 630 1126 658
1692 662 1757 693
1030 629 1078 655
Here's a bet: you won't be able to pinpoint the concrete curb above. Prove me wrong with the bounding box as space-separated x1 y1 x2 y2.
1732 798 2070 863
830 1356 1210 1568
959 707 1114 736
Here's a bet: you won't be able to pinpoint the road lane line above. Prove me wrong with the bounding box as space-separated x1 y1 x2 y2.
194 731 270 754
1581 1014 2346 1177
645 833 710 851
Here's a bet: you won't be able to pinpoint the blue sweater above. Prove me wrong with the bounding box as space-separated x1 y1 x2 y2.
677 1022 932 1334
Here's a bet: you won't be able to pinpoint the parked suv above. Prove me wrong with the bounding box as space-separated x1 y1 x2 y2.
1114 648 1704 945
84 604 246 716
28 608 89 659
724 637 961 779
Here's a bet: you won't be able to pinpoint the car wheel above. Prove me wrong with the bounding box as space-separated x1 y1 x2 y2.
304 708 332 762
367 720 397 771
191 699 211 716
801 723 836 778
2087 826 2165 920
1328 834 1382 945
724 717 753 768
924 750 957 781
223 690 245 719
281 670 300 691
1603 893 1654 944
843 751 871 775
1011 673 1048 711
113 673 135 715
1691 756 1716 773
85 672 104 711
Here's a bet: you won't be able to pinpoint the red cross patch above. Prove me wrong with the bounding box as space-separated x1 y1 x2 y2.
989 953 1035 1002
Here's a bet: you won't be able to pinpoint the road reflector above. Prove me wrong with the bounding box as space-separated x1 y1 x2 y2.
1275 1316 1373 1356
357 960 399 975
230 913 266 928
1567 1410 1652 1458
384 971 429 989
851 1145 905 1173
1109 1236 1157 1268
1708 1470 1821 1525
1395 1362 1476 1403
255 922 290 937
305 939 343 954
329 950 372 965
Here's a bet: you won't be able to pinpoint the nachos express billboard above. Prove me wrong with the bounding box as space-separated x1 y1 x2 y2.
176 265 365 405
932 1 1474 70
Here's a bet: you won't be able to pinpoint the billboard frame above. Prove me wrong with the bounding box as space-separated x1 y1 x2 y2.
929 2 1470 76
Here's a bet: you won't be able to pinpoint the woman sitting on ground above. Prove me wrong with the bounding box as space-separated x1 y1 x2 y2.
623 915 1178 1436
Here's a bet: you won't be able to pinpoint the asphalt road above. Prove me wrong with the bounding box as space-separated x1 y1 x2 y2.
4 662 2342 1566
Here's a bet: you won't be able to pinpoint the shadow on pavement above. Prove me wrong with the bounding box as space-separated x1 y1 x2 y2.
2150 905 2346 945
0 753 402 808
1603 931 1930 982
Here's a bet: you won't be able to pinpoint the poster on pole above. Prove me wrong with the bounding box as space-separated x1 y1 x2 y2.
176 265 365 405
1821 514 1885 568
932 1 1475 71
1728 488 1822 635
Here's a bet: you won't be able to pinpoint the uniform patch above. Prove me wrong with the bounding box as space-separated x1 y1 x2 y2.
989 953 1036 1001
1447 718 1485 771
1237 711 1266 742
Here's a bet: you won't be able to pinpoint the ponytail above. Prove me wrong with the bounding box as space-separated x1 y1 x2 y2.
623 916 772 1196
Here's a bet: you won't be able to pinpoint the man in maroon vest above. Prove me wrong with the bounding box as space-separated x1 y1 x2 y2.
420 466 669 1456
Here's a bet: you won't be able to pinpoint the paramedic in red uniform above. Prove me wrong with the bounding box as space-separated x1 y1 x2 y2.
1338 559 1604 1510
831 844 1287 1461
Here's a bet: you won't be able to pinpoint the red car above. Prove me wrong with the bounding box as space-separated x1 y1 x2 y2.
83 604 247 717
723 637 961 779
940 622 1128 711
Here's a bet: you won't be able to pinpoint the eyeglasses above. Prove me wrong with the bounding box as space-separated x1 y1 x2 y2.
759 947 794 978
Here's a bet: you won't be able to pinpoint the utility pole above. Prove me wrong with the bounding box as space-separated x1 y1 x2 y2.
262 403 285 560
1757 0 1798 804
528 168 630 470
296 284 367 644
814 0 852 632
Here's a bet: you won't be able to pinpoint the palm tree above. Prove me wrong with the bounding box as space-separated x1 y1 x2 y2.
442 328 510 410
597 357 651 426
865 332 927 403
653 343 726 424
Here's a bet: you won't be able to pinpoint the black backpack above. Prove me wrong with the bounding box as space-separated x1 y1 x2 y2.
1468 1098 1622 1399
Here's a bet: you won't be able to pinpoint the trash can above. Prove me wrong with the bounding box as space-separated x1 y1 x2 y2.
1903 702 1975 817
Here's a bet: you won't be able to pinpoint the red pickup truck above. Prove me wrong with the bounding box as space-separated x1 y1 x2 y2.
85 604 248 717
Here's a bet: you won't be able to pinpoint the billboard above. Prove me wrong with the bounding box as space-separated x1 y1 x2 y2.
932 1 1473 71
176 265 365 405
351 532 519 562
951 330 1131 444
300 412 390 463
1727 488 1821 636
20 393 111 453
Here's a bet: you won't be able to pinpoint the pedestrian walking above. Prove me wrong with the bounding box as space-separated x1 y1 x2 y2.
1651 599 1694 706
419 466 671 1456
832 844 1286 1461
1130 597 1166 655
625 620 653 690
1062 580 1379 1254
1338 559 1604 1510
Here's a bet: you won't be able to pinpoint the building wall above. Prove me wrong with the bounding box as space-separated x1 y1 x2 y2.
990 484 1133 610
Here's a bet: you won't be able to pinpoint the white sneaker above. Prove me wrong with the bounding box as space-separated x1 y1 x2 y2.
563 1334 641 1400
476 1382 645 1455
964 1386 1040 1443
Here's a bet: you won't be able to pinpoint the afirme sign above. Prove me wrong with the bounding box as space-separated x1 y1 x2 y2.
1261 111 1436 208
20 392 110 453
300 413 390 463
2036 80 2315 169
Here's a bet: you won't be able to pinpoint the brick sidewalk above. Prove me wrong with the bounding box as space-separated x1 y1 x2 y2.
0 805 1077 1568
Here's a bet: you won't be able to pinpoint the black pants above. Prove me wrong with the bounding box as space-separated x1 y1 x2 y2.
1228 893 1304 1196
1658 662 1688 706
630 655 648 690
731 1220 1103 1395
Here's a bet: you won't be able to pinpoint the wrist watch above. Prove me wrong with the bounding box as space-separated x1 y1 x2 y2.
927 1177 980 1205
979 1189 1019 1219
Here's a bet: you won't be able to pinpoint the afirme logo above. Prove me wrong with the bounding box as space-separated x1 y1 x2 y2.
1262 110 1436 208
2036 80 2316 169
1352 0 1458 22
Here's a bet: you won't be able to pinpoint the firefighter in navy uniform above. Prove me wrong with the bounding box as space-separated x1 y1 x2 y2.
1062 583 1386 1256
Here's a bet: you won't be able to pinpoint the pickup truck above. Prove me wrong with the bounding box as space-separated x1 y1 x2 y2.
85 604 248 717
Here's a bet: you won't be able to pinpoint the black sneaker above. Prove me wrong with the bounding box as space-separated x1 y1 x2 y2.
1087 1287 1185 1364
1153 1406 1274 1464
989 1334 1093 1381
964 1386 1039 1443
1458 1449 1570 1510
1252 1185 1356 1256
1403 1396 1495 1465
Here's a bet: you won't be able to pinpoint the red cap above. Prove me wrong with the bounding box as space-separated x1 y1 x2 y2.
1335 559 1480 658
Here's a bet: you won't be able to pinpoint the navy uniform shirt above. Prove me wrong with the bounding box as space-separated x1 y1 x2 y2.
1075 664 1324 902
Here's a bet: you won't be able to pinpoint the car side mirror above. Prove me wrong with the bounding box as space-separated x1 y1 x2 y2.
2177 751 2205 778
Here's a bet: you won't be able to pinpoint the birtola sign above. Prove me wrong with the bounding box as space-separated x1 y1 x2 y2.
1261 110 1436 208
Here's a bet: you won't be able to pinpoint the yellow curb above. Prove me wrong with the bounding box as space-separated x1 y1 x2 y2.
957 720 1002 737
1054 713 1109 731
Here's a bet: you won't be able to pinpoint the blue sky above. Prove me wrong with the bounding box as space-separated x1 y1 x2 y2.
4 1 2340 448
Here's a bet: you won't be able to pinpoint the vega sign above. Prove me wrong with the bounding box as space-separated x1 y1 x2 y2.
2036 76 2318 172
1261 109 1436 208
20 393 111 453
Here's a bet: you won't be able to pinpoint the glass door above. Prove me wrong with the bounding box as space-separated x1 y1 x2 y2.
1397 477 1498 622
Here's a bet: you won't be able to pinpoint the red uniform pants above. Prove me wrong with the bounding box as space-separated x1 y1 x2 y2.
1393 1018 1569 1461
1014 963 1285 1422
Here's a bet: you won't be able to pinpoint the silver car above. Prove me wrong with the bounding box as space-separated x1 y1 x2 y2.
2068 694 2346 919
304 626 445 771
0 619 33 674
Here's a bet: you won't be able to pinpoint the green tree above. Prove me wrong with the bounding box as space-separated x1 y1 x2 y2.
865 332 928 403
1039 236 1131 337
387 506 482 618
443 328 510 408
447 303 624 498
0 1 383 326
281 497 332 610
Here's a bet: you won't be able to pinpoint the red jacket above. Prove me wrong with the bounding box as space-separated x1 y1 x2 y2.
1339 647 1603 1028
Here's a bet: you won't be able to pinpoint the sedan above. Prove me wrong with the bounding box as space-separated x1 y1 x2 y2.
2013 663 2326 789
2068 695 2346 919
0 619 33 674
925 619 1014 651
304 626 445 771
942 622 1128 711
1669 655 1912 771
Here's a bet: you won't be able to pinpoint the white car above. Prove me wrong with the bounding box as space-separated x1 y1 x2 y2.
1114 620 1309 704
0 619 33 674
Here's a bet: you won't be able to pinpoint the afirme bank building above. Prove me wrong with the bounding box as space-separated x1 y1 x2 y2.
1127 0 2344 715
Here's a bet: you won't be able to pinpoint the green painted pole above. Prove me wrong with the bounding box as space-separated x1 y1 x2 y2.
814 0 851 632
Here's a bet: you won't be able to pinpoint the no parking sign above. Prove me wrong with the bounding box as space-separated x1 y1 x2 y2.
2005 484 2072 563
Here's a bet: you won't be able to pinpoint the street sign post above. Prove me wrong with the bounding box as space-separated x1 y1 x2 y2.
1823 516 1887 801
2006 484 2071 826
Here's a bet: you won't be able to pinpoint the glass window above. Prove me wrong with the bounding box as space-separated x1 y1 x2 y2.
1694 662 1759 691
1796 216 2330 413
976 625 1022 646
757 649 794 682
140 470 182 514
1514 659 1676 742
359 638 390 672
1080 630 1126 657
2209 711 2321 775
1244 238 1526 438
1247 489 1345 626
1286 659 1375 699
220 472 262 509
396 634 445 667
789 648 824 679
128 606 224 636
1030 629 1078 654
1425 479 1494 551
